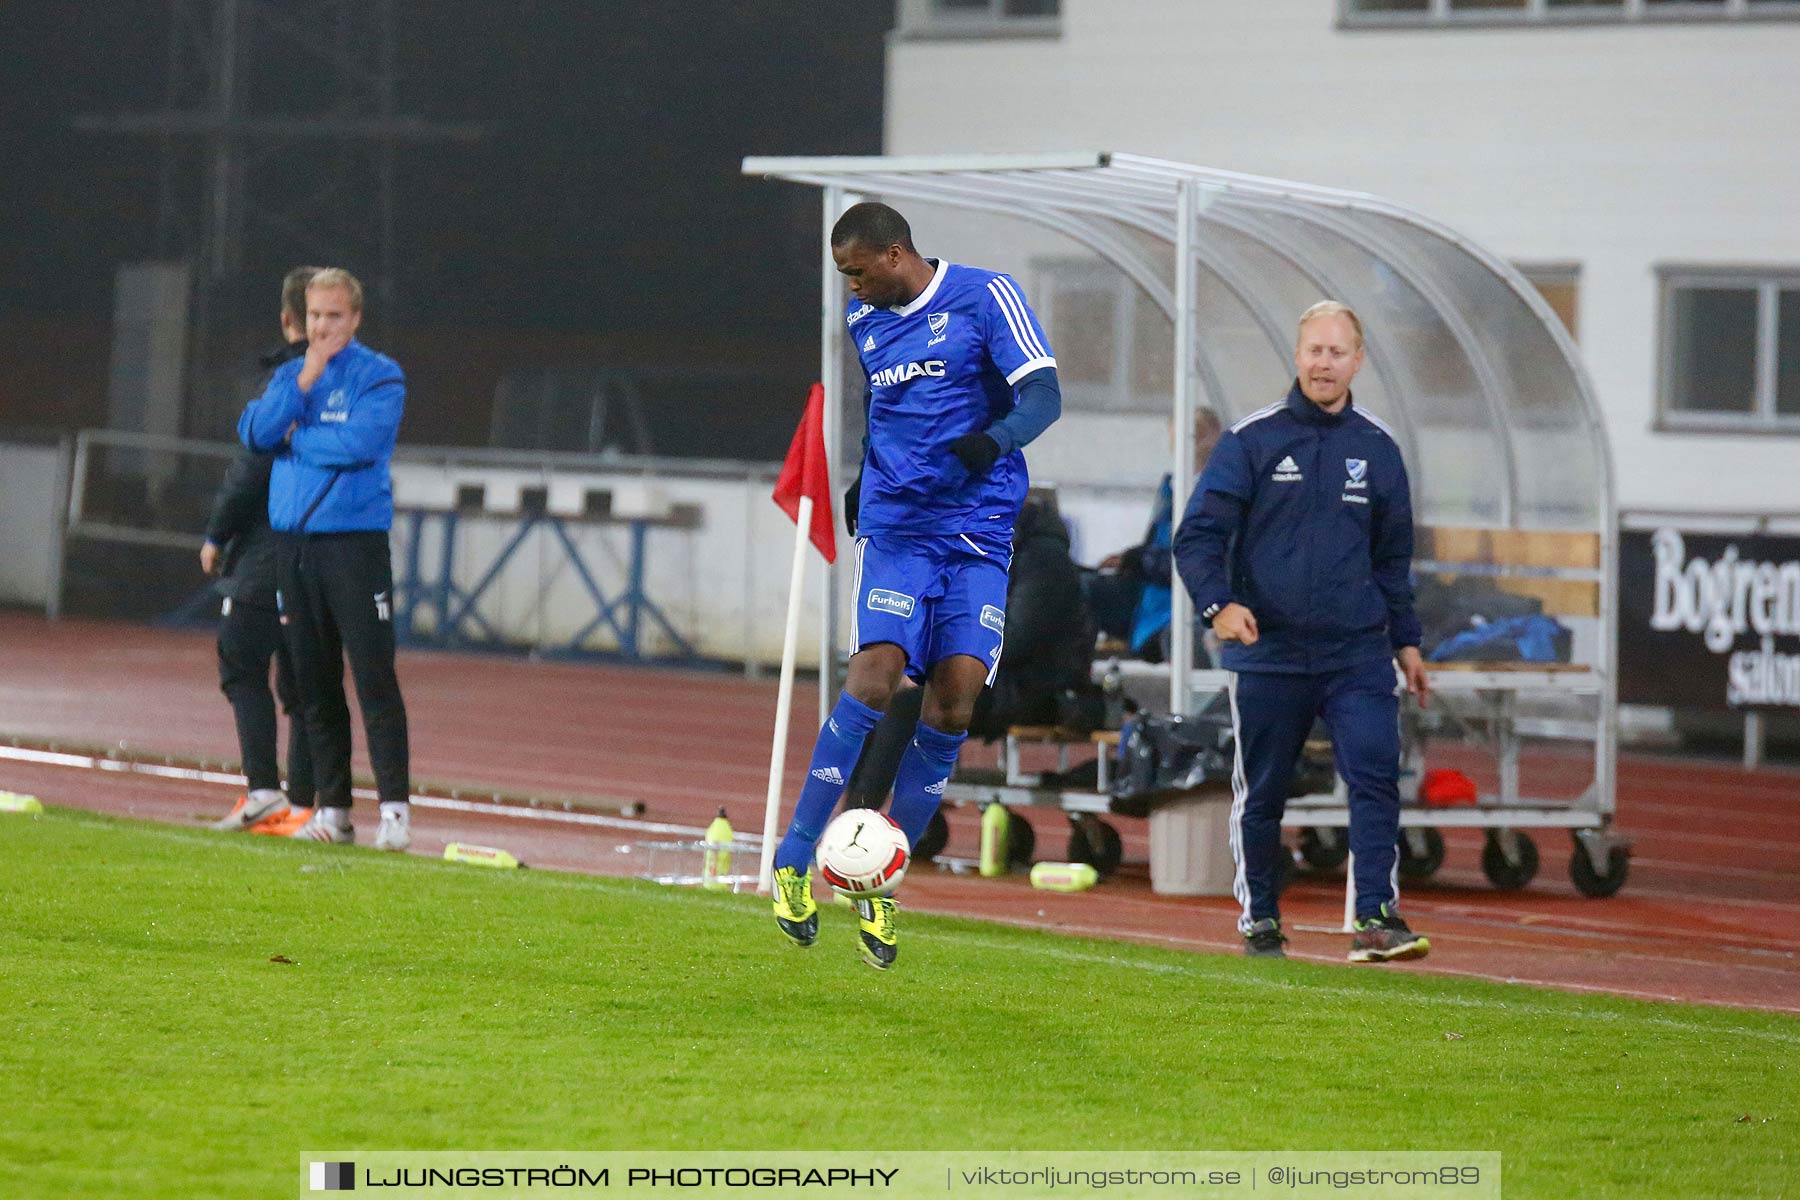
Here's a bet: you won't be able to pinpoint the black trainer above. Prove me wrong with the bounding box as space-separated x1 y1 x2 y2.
1243 917 1288 959
1349 904 1430 963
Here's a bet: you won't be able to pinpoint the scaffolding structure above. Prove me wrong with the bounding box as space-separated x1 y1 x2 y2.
73 0 483 434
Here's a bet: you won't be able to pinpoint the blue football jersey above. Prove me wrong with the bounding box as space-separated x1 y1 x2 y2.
849 260 1056 537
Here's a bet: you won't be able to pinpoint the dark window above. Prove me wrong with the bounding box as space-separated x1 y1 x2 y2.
934 0 1058 13
916 0 1061 29
1667 287 1757 416
1778 290 1800 417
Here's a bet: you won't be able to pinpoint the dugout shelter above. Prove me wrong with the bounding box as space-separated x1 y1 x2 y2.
742 152 1628 896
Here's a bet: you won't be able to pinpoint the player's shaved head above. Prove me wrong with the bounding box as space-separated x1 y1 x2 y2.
831 202 934 309
831 202 915 254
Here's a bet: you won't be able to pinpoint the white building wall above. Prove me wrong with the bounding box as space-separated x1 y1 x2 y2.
885 0 1800 514
0 441 64 609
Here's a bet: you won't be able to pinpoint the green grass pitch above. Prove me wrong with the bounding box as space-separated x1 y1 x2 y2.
0 809 1792 1198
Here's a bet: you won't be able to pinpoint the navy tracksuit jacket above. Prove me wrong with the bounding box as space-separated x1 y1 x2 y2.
1173 383 1422 928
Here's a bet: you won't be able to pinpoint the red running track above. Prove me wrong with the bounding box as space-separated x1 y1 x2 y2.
1 612 1796 1013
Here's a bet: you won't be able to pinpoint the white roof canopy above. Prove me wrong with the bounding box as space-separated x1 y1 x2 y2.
744 151 1614 534
744 152 1616 729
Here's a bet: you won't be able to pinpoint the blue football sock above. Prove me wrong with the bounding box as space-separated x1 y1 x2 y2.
775 692 882 872
887 720 967 850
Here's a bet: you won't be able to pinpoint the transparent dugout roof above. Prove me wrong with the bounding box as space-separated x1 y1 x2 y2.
742 151 1614 534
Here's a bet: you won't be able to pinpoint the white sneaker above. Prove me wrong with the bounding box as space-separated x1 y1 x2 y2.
211 789 288 832
292 806 354 844
374 806 412 853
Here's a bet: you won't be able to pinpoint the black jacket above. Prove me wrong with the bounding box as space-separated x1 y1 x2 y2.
969 498 1098 738
205 342 305 607
205 450 281 607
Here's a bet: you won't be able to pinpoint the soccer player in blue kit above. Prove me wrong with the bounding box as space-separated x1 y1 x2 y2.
771 202 1062 970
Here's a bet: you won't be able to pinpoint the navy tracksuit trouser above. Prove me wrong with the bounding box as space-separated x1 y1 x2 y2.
1227 657 1402 932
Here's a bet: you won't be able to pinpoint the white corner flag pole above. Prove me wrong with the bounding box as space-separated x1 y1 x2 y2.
758 494 814 894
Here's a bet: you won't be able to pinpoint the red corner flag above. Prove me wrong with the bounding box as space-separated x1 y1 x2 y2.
771 382 836 563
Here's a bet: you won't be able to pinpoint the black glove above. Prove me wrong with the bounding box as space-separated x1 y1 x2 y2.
949 431 1002 478
843 474 862 538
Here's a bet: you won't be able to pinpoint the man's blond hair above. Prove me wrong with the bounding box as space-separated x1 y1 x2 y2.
1297 300 1363 348
306 267 364 312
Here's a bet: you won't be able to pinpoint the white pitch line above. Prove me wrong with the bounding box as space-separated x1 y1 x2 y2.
0 743 250 786
0 742 749 844
376 790 738 842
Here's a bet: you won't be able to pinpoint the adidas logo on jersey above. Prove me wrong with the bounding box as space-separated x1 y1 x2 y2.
1273 455 1302 482
868 360 946 388
925 778 948 795
810 766 845 786
863 334 875 352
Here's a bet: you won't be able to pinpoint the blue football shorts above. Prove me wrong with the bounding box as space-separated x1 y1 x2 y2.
849 531 1012 684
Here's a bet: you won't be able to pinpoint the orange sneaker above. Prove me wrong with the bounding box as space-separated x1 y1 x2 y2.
253 805 313 836
213 795 250 829
212 791 287 832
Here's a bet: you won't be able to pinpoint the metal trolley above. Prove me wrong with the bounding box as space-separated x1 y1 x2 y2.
1284 663 1630 898
943 659 1631 898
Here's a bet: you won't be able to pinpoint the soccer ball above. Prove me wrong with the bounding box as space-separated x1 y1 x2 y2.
815 808 911 898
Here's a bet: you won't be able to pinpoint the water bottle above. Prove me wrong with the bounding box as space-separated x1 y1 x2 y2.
979 802 1010 877
1030 861 1099 892
702 807 734 891
1101 665 1124 729
0 791 43 814
443 843 524 869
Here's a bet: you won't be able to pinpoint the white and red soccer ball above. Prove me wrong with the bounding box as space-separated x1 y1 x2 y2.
815 809 911 898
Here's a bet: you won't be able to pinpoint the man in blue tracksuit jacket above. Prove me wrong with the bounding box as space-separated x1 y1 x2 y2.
1174 301 1431 963
237 267 412 853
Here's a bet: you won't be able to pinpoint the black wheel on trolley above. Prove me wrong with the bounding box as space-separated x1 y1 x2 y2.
1297 826 1351 871
1067 817 1125 878
1569 837 1630 898
1398 827 1447 881
1006 809 1036 869
1481 829 1539 890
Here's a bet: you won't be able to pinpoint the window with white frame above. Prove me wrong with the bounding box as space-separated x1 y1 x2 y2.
897 0 1061 38
1343 0 1799 25
1035 259 1172 414
1659 269 1800 429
